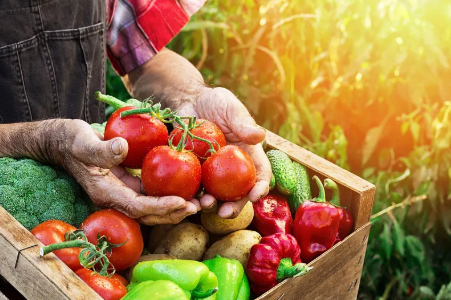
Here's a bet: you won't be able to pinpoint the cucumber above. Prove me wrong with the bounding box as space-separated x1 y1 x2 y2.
266 150 297 195
269 173 276 190
287 162 312 215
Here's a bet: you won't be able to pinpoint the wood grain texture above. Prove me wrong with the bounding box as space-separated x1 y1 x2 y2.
0 206 102 300
265 130 376 229
257 223 371 300
0 290 8 300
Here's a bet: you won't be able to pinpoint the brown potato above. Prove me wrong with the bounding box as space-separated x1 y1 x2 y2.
148 220 189 252
201 201 254 235
153 223 209 261
203 230 261 265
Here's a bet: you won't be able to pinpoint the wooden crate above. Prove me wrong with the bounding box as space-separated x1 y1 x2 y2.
0 130 374 300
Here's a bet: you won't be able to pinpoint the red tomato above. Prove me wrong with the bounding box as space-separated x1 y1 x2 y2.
141 146 201 200
169 119 226 162
76 269 127 300
202 145 256 201
104 106 168 168
31 220 82 271
80 209 143 271
111 273 128 286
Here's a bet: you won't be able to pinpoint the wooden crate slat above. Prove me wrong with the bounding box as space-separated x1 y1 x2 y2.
0 290 8 300
257 222 371 300
0 206 102 300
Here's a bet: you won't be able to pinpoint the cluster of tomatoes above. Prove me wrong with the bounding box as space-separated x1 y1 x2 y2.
104 105 257 202
33 210 143 300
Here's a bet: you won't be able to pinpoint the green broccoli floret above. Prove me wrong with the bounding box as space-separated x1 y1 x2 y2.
0 157 95 230
0 185 26 214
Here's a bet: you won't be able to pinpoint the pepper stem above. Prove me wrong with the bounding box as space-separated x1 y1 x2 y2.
95 91 129 110
324 178 340 206
191 287 218 299
312 176 326 203
276 258 311 282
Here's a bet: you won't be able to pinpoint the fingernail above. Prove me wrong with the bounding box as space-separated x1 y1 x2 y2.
111 139 122 155
220 206 233 218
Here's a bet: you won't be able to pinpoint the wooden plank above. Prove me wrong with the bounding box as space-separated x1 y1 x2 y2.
257 222 371 300
0 206 102 300
265 130 376 228
0 290 8 300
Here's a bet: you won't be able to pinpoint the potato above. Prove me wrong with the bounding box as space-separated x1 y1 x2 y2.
154 223 209 261
148 220 189 252
126 254 175 281
203 230 261 265
201 201 254 235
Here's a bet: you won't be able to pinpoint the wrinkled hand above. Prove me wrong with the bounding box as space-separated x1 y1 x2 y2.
178 87 272 218
53 119 200 225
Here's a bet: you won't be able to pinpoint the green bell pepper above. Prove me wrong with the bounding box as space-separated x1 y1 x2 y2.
203 255 250 300
130 259 218 299
122 280 189 300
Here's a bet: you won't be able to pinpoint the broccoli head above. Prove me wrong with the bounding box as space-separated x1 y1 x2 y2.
0 158 94 230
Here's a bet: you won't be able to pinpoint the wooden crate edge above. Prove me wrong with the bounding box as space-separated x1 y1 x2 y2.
0 206 102 300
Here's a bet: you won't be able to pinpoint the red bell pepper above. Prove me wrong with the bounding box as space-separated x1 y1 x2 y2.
245 233 310 296
293 176 340 263
252 193 293 236
324 178 354 244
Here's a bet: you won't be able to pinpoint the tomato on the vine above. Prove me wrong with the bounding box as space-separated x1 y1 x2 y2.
80 209 143 271
142 145 202 200
31 220 82 271
202 145 256 201
104 106 168 168
169 119 226 162
76 269 127 300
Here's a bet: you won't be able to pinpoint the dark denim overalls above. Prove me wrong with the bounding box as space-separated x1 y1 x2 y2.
0 0 106 124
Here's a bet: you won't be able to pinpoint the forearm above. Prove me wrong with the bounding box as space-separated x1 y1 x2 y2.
0 120 64 164
121 48 207 110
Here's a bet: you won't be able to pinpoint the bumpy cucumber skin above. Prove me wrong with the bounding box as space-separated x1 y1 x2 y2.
287 162 312 215
269 173 276 190
266 150 297 195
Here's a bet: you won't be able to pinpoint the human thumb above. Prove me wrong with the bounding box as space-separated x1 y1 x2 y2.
74 134 129 169
229 114 266 145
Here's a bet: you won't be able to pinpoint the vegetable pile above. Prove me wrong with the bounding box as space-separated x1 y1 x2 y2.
0 92 358 300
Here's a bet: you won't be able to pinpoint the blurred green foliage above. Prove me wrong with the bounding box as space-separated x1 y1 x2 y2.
106 0 451 298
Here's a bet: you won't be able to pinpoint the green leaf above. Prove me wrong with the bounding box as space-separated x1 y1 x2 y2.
419 286 436 299
405 235 425 264
392 221 405 256
381 223 393 261
410 121 421 143
362 117 389 166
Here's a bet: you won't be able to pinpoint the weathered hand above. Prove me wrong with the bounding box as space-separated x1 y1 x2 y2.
178 87 272 218
52 119 200 225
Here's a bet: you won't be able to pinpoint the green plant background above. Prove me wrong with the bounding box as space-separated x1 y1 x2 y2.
106 0 451 299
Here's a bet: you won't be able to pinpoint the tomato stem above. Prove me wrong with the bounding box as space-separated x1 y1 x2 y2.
95 92 129 110
173 116 217 154
40 229 122 277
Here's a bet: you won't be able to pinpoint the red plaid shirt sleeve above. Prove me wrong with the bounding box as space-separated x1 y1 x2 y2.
106 0 205 76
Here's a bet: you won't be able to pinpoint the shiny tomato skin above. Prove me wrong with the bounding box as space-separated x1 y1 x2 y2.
169 119 226 162
202 145 256 201
31 220 82 271
104 106 168 168
111 273 128 286
76 269 127 300
80 209 143 271
142 146 202 200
